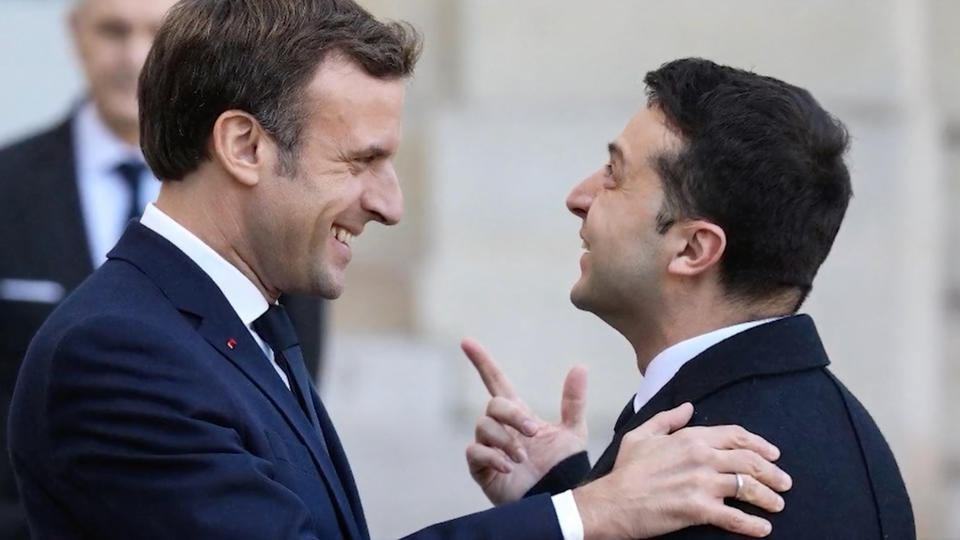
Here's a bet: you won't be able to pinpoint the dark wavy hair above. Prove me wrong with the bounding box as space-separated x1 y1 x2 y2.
645 58 852 309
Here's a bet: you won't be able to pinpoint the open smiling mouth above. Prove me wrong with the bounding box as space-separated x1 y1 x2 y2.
333 225 356 247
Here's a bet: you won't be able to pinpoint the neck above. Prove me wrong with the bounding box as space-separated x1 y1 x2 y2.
621 296 788 375
155 177 280 303
106 120 139 147
93 103 139 146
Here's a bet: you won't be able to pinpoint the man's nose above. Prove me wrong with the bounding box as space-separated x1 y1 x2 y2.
566 170 600 220
362 163 403 226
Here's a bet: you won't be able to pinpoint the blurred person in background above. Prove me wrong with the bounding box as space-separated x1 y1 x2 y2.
464 58 915 539
0 0 325 536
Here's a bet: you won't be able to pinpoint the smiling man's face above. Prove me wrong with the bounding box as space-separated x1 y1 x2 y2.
247 56 406 299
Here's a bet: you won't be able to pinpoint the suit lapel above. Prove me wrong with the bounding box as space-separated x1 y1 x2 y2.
589 378 682 480
198 317 363 540
312 395 369 540
30 118 94 288
108 223 361 539
590 315 830 479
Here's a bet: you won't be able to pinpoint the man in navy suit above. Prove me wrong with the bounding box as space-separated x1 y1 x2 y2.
0 1 324 535
464 59 916 539
9 3 794 539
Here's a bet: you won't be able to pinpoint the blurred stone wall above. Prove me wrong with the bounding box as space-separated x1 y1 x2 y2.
339 1 956 537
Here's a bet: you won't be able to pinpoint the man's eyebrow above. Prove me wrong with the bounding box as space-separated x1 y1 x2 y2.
346 145 392 161
607 142 625 166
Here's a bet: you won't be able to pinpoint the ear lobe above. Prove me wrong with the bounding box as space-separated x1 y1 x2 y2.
211 110 267 187
667 221 726 277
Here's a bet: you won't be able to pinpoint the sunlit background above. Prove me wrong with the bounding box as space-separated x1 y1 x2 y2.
1 0 958 538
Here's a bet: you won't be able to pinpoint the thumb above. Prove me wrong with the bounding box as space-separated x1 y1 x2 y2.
628 402 694 439
560 365 588 430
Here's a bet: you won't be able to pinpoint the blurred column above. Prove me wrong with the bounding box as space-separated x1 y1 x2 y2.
932 0 960 536
889 0 945 536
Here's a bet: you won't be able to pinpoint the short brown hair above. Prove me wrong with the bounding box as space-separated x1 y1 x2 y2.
138 0 422 181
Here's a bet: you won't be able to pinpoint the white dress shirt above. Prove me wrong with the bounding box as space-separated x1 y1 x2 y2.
74 101 161 268
633 318 781 414
139 203 290 389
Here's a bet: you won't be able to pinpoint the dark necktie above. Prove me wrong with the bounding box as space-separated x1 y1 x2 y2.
254 306 354 530
253 305 324 437
114 161 147 222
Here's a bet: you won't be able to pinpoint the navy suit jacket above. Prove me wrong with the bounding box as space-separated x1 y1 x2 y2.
8 223 561 539
527 316 915 540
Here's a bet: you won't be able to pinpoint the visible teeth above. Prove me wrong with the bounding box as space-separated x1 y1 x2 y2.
334 227 354 246
581 239 589 251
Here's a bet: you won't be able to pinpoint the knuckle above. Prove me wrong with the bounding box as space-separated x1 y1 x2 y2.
676 428 694 443
747 456 766 478
465 444 479 461
726 513 747 532
741 477 758 500
688 471 710 493
689 443 712 464
475 417 494 439
730 427 750 447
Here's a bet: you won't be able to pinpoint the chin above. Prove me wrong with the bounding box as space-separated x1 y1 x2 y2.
310 270 344 300
569 283 591 312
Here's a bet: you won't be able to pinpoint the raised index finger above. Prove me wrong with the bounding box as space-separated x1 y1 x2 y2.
461 338 517 398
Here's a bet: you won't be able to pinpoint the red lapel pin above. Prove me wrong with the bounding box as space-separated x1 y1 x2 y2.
226 338 237 350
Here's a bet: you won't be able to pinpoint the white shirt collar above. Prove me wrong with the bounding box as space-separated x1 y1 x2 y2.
74 100 144 177
633 317 782 413
139 203 270 327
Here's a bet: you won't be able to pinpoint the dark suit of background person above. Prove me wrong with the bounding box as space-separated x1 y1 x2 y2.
527 315 916 540
7 212 565 539
0 107 325 538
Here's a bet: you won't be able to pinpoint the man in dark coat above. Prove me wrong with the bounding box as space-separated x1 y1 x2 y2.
464 58 915 540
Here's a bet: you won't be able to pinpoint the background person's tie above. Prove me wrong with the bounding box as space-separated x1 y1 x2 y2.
114 161 147 222
253 304 324 437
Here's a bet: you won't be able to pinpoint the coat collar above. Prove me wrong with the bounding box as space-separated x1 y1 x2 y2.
590 315 829 480
624 314 829 434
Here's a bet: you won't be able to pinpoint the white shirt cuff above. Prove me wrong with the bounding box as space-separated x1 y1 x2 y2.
551 489 584 540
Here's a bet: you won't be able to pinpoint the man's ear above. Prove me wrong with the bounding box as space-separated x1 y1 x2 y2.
666 220 726 277
210 110 269 187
